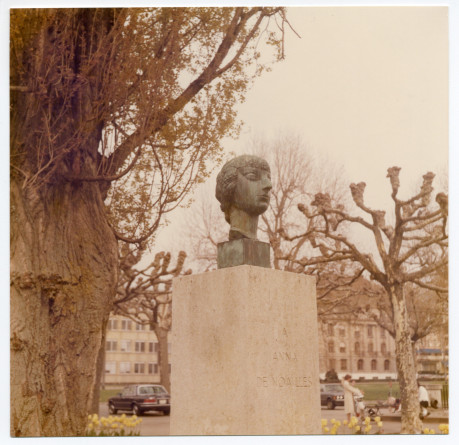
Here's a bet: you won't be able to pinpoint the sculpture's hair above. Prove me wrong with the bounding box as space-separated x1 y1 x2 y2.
215 155 270 223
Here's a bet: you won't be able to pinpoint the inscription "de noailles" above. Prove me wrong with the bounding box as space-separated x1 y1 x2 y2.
257 375 312 388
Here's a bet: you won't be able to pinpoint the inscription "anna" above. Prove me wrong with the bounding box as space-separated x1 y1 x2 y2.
273 351 297 361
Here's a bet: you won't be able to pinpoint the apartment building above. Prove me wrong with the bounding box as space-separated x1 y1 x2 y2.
103 314 171 388
318 314 397 380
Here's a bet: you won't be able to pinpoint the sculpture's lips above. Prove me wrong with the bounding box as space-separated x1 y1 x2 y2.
258 194 270 202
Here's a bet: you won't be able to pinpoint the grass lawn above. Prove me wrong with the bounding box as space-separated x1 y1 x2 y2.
100 388 122 403
354 381 399 401
354 380 446 401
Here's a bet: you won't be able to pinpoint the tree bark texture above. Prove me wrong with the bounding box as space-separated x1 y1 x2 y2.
89 321 108 416
10 180 118 436
155 327 170 392
389 284 422 434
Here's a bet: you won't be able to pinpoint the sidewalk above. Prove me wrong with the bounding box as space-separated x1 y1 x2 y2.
365 400 449 424
380 409 448 424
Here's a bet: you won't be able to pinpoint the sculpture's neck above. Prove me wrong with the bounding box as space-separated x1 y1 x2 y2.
228 207 258 240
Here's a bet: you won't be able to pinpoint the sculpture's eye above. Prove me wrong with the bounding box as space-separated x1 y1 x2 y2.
240 168 259 180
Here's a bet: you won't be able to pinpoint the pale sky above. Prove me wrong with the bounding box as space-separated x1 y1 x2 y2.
233 6 448 210
156 4 451 252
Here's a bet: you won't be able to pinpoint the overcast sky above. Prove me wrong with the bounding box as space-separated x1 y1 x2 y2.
154 4 450 254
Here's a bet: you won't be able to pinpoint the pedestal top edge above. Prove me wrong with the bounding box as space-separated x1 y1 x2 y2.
172 265 315 284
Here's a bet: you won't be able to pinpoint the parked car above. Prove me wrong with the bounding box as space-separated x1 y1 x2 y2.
320 383 344 410
108 384 171 416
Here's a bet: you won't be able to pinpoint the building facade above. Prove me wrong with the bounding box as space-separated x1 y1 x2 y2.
103 314 171 388
318 314 397 380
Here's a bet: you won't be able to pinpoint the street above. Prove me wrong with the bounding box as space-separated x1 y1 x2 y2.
98 403 404 436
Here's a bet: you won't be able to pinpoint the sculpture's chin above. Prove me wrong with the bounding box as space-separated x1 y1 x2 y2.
254 202 269 214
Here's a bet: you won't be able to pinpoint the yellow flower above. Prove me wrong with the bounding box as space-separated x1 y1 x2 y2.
331 418 336 424
323 427 330 433
375 416 381 423
354 425 361 432
343 420 348 425
364 425 372 433
429 429 435 435
351 416 358 423
321 419 328 426
88 423 94 430
438 423 449 434
423 428 430 434
330 429 337 435
111 423 119 429
364 417 371 424
377 421 383 428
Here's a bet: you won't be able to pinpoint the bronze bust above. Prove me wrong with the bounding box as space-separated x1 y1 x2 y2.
216 155 272 241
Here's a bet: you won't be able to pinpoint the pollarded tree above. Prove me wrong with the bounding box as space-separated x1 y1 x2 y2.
113 248 190 392
294 167 448 433
10 7 288 436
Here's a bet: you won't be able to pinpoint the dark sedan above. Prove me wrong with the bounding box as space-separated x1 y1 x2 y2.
108 384 170 416
320 383 344 410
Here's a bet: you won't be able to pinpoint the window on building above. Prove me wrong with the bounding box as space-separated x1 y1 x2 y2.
339 342 346 353
136 323 146 331
355 330 360 339
340 359 347 370
328 324 334 336
134 363 145 374
328 341 334 353
329 359 336 370
371 359 377 371
148 363 158 374
380 327 386 337
120 340 131 352
105 362 116 374
339 328 345 337
148 342 155 353
135 341 146 353
121 319 132 330
119 362 131 374
355 342 360 354
368 342 373 354
367 326 373 337
357 359 364 370
384 360 390 371
381 343 387 354
106 340 117 352
107 319 118 330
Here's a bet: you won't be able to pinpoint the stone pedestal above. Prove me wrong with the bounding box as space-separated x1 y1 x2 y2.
170 265 321 435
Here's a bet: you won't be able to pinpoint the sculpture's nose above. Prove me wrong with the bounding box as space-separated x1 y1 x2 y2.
262 175 272 192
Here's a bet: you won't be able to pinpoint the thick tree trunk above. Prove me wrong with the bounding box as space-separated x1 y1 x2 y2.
390 284 422 434
155 327 170 392
10 179 118 436
89 321 108 416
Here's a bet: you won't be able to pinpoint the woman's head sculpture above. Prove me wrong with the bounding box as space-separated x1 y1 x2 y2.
216 155 272 240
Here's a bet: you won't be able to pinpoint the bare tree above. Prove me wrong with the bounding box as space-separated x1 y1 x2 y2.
10 7 289 436
292 167 448 433
113 248 190 392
